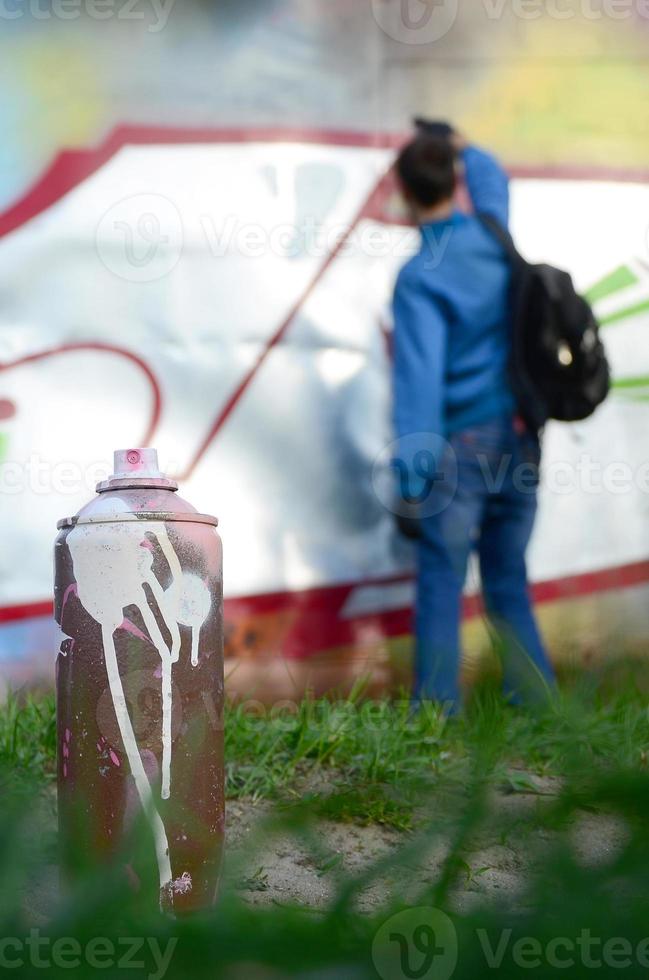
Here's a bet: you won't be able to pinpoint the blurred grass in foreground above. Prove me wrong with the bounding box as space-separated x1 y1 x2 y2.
3 663 649 977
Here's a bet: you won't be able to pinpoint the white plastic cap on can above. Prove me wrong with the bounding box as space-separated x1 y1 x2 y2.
112 448 162 479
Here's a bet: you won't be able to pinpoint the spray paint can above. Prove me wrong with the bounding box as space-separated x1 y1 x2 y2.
55 448 224 912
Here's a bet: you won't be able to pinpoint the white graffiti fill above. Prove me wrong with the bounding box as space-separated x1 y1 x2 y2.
67 518 212 900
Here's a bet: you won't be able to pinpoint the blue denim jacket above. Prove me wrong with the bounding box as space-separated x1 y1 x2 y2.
392 146 517 466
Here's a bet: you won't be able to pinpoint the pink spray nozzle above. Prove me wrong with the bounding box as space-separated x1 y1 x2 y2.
96 448 178 493
113 448 162 478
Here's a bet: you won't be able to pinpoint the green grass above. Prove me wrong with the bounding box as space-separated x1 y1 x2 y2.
4 669 649 977
227 671 649 826
5 664 649 823
0 691 56 783
295 781 418 831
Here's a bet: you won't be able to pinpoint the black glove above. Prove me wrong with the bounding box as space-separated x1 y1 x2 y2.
413 118 454 140
395 513 423 541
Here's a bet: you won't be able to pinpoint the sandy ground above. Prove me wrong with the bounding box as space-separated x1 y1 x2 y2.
226 776 629 915
22 774 628 924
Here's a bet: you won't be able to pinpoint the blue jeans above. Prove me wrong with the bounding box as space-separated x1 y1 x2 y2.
415 416 555 707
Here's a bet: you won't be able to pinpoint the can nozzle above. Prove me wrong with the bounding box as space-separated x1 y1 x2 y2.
113 448 162 479
96 448 178 492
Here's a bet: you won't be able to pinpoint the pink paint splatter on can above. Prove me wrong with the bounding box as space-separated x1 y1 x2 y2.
65 728 71 743
109 749 121 767
172 871 192 895
61 584 78 618
120 617 151 643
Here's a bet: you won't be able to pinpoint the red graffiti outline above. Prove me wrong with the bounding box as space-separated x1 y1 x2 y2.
2 125 649 242
5 559 649 648
2 127 649 640
175 168 393 480
2 126 648 481
0 342 162 447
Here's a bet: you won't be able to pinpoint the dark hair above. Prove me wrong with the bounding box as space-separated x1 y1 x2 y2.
396 136 457 209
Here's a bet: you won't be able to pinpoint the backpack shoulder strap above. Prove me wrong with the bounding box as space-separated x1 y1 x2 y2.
477 212 522 263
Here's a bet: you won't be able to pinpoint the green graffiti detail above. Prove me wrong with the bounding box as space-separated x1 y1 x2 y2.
586 262 649 404
599 298 649 328
588 262 649 328
0 433 7 464
613 377 649 390
612 377 649 400
586 264 638 305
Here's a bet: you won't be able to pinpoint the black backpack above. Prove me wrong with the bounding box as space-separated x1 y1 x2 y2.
480 214 611 433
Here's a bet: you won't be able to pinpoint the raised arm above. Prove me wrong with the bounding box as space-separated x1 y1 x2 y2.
461 144 510 228
392 267 447 494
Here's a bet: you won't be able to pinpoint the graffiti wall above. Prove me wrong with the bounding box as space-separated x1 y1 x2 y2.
1 1 648 695
1 128 649 696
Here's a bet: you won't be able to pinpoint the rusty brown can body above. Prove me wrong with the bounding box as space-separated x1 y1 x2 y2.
54 448 224 912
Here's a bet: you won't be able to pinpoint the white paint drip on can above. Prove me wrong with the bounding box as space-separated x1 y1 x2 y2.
177 573 212 668
102 622 173 893
67 516 212 899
